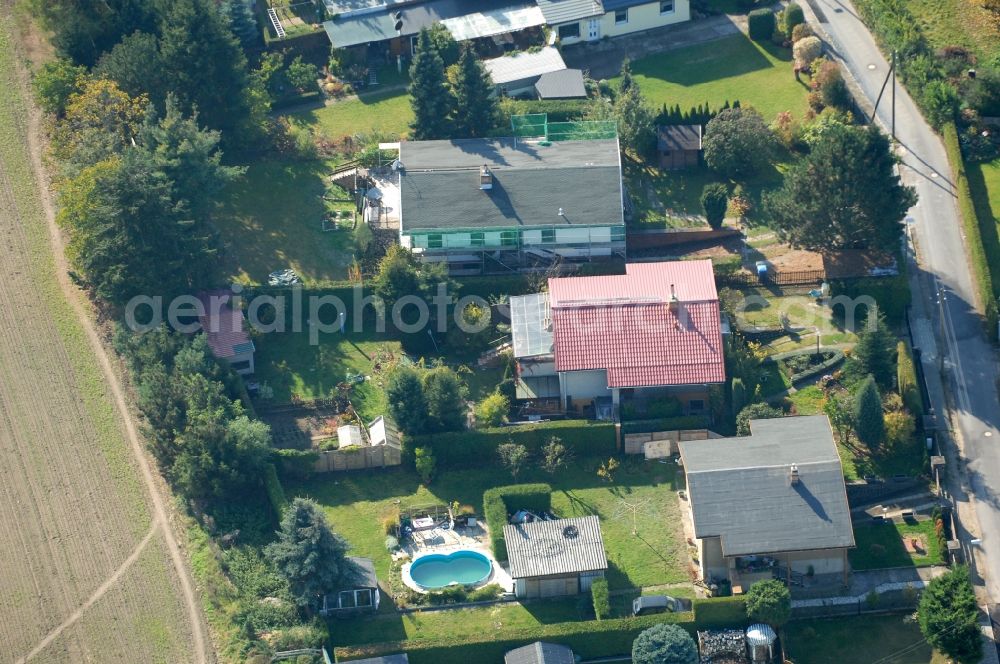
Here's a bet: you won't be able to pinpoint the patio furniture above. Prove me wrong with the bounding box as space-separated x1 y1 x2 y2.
412 516 435 530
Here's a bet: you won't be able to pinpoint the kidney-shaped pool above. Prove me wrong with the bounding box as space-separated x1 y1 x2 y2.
409 550 493 589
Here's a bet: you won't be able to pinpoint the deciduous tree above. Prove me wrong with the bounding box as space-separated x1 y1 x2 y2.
423 366 468 433
32 58 87 116
287 56 320 93
763 124 916 250
29 0 156 66
745 579 792 627
266 498 356 611
497 442 530 481
475 391 509 427
541 437 573 475
736 403 782 436
704 107 776 179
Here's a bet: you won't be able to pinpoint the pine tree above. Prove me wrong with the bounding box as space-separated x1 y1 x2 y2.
731 377 747 417
918 566 982 664
851 314 896 389
408 28 454 140
451 45 499 138
385 366 427 435
222 0 259 51
854 375 885 449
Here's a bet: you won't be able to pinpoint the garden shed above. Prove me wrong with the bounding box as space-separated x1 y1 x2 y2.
504 641 576 664
319 557 380 616
656 124 702 170
503 515 607 599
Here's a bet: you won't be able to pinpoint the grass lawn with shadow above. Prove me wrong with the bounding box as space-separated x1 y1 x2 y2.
286 457 690 590
217 158 358 286
288 88 413 140
612 33 809 121
967 158 1000 302
849 520 944 570
785 614 947 663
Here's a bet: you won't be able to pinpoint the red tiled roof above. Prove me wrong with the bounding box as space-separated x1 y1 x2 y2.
197 292 253 359
548 260 724 388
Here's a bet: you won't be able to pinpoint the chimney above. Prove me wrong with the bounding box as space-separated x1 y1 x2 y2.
790 464 800 485
668 284 679 311
480 164 493 190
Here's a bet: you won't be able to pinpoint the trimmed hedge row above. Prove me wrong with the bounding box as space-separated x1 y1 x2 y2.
336 610 695 663
896 340 924 415
403 420 615 469
828 276 911 326
483 484 552 561
501 98 592 122
273 448 319 478
264 463 287 518
621 415 709 434
748 8 776 41
943 122 999 339
765 348 845 385
336 596 750 663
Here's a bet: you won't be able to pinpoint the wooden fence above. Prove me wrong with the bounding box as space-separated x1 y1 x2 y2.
312 443 401 473
624 429 720 456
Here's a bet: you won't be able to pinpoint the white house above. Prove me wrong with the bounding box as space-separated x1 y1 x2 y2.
536 0 690 44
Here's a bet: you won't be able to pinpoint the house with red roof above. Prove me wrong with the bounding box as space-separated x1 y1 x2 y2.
508 260 724 417
197 292 255 376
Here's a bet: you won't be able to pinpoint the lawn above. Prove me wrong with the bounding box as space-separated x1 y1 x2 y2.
217 158 360 286
287 88 413 141
613 34 809 121
286 457 690 589
838 434 928 483
850 520 944 570
254 325 401 420
785 614 947 664
787 385 826 415
893 0 1000 63
967 157 1000 302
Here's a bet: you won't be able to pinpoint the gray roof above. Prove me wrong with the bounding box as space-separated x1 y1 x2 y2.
504 515 608 578
657 124 703 151
535 69 587 99
536 0 603 23
679 416 855 558
485 47 567 86
510 292 554 358
341 556 378 590
349 656 410 664
399 138 623 232
323 0 533 48
505 642 576 664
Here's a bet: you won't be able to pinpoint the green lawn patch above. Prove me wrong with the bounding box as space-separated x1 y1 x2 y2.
217 158 359 286
893 0 1000 63
614 34 808 121
837 435 927 482
785 614 947 664
787 385 825 415
850 519 944 570
287 88 413 140
967 156 1000 303
286 458 689 589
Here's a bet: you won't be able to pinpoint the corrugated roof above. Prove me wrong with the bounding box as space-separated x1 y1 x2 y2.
510 292 554 358
536 0 603 23
657 124 703 151
544 261 724 388
398 138 623 232
442 4 545 41
535 68 587 99
679 416 855 558
484 47 567 86
505 642 576 664
197 291 253 360
504 515 608 578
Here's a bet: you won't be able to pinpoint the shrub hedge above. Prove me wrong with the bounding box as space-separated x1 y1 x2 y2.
483 483 552 561
591 578 611 620
943 122 999 338
501 98 592 123
765 348 845 385
263 463 288 518
621 415 710 434
748 9 776 41
273 448 320 478
692 596 747 627
896 340 924 415
403 420 615 469
829 276 911 326
782 3 805 35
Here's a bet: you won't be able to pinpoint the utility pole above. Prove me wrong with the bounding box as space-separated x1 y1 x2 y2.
891 50 896 139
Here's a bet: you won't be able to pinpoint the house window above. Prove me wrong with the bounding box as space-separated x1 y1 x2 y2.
611 225 625 242
500 230 518 246
689 399 705 412
541 228 556 244
410 35 419 55
558 22 581 40
660 0 675 14
427 234 443 249
615 8 628 23
470 232 485 247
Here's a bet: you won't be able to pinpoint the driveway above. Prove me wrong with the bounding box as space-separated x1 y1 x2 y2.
799 0 1000 602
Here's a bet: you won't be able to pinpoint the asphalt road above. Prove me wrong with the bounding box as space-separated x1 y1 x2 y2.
802 0 1000 599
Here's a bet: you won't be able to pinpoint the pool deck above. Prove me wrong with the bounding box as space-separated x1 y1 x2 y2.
399 523 513 593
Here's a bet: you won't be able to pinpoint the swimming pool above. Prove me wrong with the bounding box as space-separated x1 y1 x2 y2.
409 550 493 589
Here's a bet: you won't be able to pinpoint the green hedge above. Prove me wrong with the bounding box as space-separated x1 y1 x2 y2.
765 348 845 384
829 276 911 326
403 420 615 469
621 415 709 435
483 483 552 561
264 463 288 518
273 448 320 478
896 340 924 415
943 122 999 339
591 578 611 620
782 3 804 35
501 98 592 123
748 8 776 41
692 596 747 628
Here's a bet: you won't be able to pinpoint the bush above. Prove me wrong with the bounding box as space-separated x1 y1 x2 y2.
748 9 776 41
793 36 822 67
475 391 510 427
632 623 698 664
273 448 319 479
404 420 615 469
415 447 437 484
767 348 845 384
621 415 710 434
701 183 729 229
829 276 911 327
736 403 783 436
854 375 885 449
791 23 814 43
500 98 592 122
896 340 924 415
692 596 747 627
483 484 553 560
745 579 791 627
264 463 288 518
783 3 805 35
591 578 611 620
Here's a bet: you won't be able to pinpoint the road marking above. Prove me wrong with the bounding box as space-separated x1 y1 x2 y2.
867 63 877 70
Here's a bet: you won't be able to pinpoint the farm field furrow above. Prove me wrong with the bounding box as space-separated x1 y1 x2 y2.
0 15 202 664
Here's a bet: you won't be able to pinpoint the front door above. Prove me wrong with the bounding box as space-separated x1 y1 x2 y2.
587 17 600 40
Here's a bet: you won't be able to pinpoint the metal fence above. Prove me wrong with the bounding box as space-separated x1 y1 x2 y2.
716 269 828 288
791 586 921 620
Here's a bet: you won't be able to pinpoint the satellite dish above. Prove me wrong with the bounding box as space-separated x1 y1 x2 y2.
393 11 402 20
394 19 403 31
562 525 579 539
391 159 402 171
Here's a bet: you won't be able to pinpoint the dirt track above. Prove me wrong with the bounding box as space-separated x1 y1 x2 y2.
0 11 211 664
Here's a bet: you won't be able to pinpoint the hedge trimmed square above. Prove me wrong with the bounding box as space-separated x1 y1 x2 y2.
748 8 776 41
483 483 553 561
